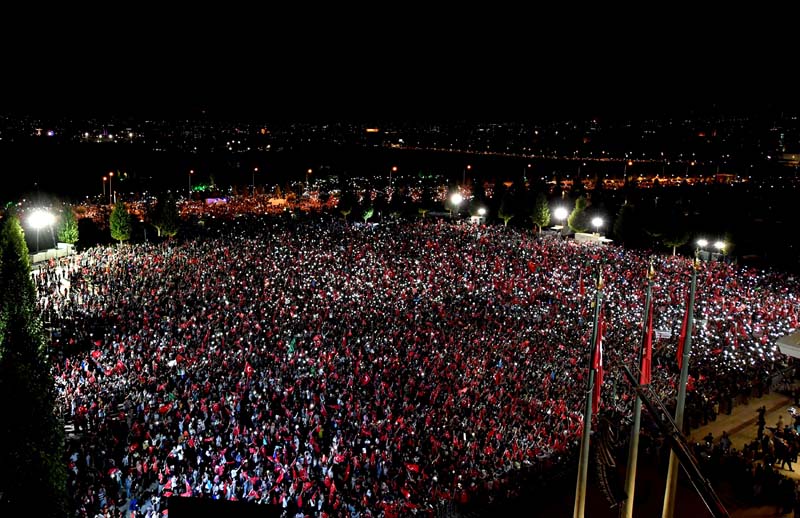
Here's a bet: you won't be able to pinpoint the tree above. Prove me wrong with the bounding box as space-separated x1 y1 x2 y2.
151 195 180 238
662 231 690 256
498 206 515 227
109 200 132 244
362 207 374 224
530 193 551 233
0 217 67 516
568 196 591 233
56 207 79 244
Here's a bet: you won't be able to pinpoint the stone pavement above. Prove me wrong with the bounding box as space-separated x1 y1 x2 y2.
689 385 800 518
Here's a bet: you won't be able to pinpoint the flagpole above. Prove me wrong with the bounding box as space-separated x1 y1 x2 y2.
622 262 654 518
662 257 699 518
574 268 604 518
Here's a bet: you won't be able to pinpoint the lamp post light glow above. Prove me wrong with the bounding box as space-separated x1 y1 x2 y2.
697 238 708 248
592 216 603 235
477 207 487 216
450 192 463 219
27 209 56 253
108 171 114 204
102 176 107 198
554 207 568 223
189 169 194 194
714 241 725 251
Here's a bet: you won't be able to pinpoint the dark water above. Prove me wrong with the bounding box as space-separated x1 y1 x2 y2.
0 140 624 203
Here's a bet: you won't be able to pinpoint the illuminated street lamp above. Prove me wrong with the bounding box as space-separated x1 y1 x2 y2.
713 241 725 251
27 209 55 254
189 169 194 194
108 171 114 204
450 192 463 219
696 238 709 262
463 164 472 186
554 207 568 225
592 216 603 235
477 207 487 216
252 167 258 196
102 175 107 199
306 168 313 191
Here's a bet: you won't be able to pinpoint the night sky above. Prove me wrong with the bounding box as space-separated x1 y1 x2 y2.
2 14 796 122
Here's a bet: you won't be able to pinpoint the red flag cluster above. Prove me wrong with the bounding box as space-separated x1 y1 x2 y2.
640 300 654 385
592 309 605 413
677 291 691 369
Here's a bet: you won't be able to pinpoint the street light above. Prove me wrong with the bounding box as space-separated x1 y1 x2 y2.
477 207 487 216
388 166 398 201
450 192 463 219
591 216 603 235
102 175 107 199
27 209 55 254
108 171 114 204
306 168 313 191
553 207 569 236
463 164 471 186
252 167 258 196
189 169 194 194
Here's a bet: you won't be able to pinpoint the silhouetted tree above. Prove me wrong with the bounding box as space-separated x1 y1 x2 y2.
151 195 180 238
568 196 591 233
0 217 67 517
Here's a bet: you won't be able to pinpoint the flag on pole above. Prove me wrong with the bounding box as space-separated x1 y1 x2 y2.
640 299 654 385
677 290 690 369
592 309 605 413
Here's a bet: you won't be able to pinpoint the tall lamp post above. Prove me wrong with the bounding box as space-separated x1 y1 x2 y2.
252 167 258 196
306 168 313 192
189 169 194 195
463 164 471 186
696 238 708 262
662 247 700 518
592 216 603 236
714 240 726 262
450 192 463 220
102 175 107 200
108 171 114 204
554 207 568 236
27 209 55 254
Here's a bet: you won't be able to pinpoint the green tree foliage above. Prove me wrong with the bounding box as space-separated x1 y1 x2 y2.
151 195 180 238
109 200 132 244
0 217 67 516
568 196 590 233
362 207 374 224
498 206 514 227
56 208 79 244
662 230 690 256
530 193 551 233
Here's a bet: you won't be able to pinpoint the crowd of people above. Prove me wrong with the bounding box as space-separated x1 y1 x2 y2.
34 216 800 517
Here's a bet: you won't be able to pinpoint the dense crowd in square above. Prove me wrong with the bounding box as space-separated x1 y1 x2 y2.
34 216 800 517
